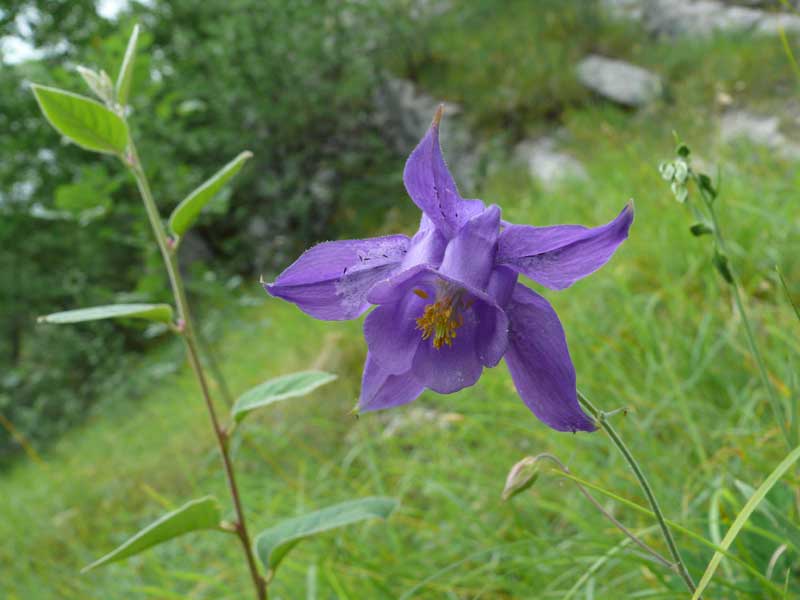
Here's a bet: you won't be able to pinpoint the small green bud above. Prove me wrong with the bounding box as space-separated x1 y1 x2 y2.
658 161 676 181
690 223 713 236
76 66 115 105
671 181 688 203
502 456 541 501
676 143 691 158
673 159 689 184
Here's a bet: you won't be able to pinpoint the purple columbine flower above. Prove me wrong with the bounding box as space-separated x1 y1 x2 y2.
266 107 633 432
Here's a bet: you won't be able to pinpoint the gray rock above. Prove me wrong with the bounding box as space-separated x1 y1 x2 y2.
576 55 663 107
603 0 646 20
407 0 453 20
604 0 800 37
642 0 762 36
756 13 800 35
374 76 479 193
514 137 587 187
720 110 800 159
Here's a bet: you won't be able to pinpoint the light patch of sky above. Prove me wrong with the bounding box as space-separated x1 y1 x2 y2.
97 0 130 20
1 0 131 65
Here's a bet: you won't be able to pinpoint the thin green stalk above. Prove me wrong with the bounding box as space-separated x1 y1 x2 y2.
194 322 235 407
125 141 267 600
553 470 785 597
532 453 673 570
577 390 698 596
704 199 791 448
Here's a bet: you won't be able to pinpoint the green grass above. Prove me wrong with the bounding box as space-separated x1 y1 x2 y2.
3 4 800 598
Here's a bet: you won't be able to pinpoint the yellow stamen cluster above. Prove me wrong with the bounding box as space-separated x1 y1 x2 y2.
415 291 464 349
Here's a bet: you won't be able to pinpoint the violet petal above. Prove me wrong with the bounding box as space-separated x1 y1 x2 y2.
504 283 595 432
401 219 448 270
366 265 508 392
359 353 424 411
497 203 633 290
403 110 476 239
266 235 409 320
439 205 501 291
475 298 508 368
411 314 483 394
486 266 518 308
364 296 425 375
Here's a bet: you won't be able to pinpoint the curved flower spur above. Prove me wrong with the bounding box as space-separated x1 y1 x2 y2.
266 106 633 433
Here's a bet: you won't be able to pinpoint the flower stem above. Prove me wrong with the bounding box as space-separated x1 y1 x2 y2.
703 199 791 448
577 390 698 596
533 453 674 570
125 141 267 600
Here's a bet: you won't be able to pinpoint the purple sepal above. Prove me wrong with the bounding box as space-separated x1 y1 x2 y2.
266 235 409 320
504 284 595 432
497 203 634 290
359 353 424 411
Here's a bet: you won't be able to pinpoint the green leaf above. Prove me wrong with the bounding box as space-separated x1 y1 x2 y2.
776 266 800 323
116 24 140 106
30 84 129 155
712 250 733 285
697 173 717 199
691 445 800 599
38 303 173 325
82 496 224 572
232 370 337 423
168 151 253 238
255 497 397 574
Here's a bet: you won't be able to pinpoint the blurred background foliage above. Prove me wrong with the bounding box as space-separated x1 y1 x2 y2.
2 1 800 596
0 0 427 459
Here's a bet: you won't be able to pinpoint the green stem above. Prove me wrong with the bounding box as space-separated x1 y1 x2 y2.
533 453 674 569
578 390 698 596
704 200 791 448
194 321 235 407
126 142 267 600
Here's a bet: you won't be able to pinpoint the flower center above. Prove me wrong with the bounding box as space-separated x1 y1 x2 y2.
414 288 465 349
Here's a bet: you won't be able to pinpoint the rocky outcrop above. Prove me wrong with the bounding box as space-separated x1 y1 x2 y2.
719 110 800 158
605 0 800 37
576 55 663 107
514 137 587 187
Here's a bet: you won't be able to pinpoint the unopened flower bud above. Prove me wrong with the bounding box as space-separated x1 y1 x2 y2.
502 456 541 501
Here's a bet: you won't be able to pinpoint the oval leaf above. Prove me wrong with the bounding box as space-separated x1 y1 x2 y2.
82 496 224 573
116 24 140 106
31 84 129 155
255 497 398 574
39 303 173 325
168 151 253 238
232 370 337 423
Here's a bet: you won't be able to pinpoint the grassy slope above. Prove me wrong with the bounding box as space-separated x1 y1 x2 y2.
3 4 800 599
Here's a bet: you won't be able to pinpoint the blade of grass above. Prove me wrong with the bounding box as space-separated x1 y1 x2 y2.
691 444 800 599
551 470 785 596
562 526 658 600
776 267 800 323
